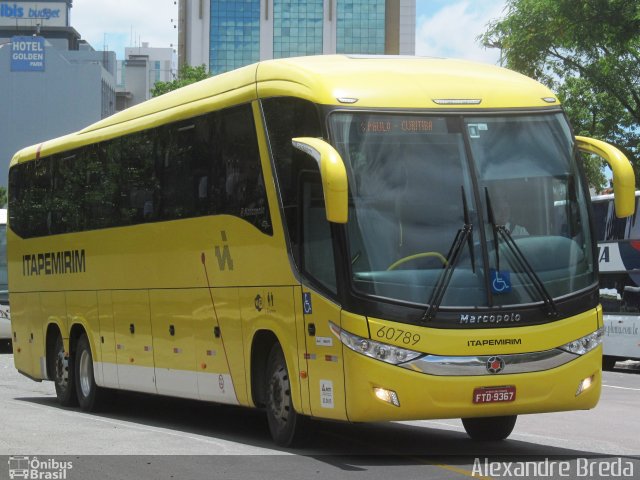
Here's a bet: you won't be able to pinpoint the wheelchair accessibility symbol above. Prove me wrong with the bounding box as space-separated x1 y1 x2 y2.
303 292 313 314
490 269 512 294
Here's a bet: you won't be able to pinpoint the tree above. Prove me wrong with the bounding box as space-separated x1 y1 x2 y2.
151 64 210 97
0 186 6 208
480 0 640 192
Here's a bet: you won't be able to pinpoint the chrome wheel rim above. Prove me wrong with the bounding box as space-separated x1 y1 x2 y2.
78 349 92 398
268 366 290 428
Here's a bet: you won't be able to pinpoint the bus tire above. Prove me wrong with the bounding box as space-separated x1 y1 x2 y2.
75 333 111 412
602 355 617 371
462 415 517 441
51 333 78 407
265 343 306 447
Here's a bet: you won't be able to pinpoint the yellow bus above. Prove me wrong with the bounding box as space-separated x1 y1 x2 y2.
0 208 10 348
8 55 635 446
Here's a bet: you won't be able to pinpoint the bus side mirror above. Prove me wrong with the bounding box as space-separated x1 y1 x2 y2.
292 137 348 223
575 136 636 218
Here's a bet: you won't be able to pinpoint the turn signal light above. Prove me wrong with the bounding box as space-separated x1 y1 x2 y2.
576 374 595 396
373 387 400 407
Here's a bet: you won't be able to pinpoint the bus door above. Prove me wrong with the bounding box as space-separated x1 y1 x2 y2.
296 169 347 419
300 290 346 419
112 290 156 393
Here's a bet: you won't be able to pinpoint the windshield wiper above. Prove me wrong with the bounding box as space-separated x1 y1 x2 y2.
422 187 473 322
485 189 558 318
462 186 476 274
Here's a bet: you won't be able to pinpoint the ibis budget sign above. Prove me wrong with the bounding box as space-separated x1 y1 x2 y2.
11 36 45 72
0 2 68 27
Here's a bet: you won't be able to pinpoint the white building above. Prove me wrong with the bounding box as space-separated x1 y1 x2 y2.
116 43 177 110
0 0 116 188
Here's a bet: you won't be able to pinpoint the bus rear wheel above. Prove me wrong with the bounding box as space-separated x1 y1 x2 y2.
75 333 110 411
51 333 78 407
265 344 306 447
462 415 517 441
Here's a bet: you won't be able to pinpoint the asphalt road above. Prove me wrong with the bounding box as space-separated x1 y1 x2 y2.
0 346 638 480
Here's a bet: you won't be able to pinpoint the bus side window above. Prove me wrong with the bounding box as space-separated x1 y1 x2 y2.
30 159 53 237
9 158 53 238
262 97 336 293
300 171 337 293
158 119 201 220
220 105 272 234
8 104 272 238
119 130 158 225
84 144 118 230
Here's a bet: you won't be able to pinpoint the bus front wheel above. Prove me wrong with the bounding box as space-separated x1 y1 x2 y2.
51 333 78 407
462 415 517 441
265 344 306 447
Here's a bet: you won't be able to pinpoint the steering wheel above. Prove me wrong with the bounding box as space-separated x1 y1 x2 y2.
386 252 448 271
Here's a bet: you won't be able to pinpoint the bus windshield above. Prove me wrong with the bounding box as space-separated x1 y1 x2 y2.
329 112 595 311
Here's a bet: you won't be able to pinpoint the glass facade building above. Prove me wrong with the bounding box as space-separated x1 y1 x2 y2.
185 0 415 75
210 0 261 75
337 0 386 54
273 0 324 58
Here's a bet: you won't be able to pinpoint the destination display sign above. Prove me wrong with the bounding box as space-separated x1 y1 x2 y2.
356 116 449 135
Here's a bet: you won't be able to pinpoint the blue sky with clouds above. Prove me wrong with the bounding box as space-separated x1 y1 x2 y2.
71 0 507 64
71 0 179 57
415 0 506 64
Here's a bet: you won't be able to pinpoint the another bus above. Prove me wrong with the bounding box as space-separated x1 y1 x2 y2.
592 191 640 369
8 56 636 446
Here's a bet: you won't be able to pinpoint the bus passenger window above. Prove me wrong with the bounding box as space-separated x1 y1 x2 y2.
29 159 53 236
220 106 272 234
119 131 158 224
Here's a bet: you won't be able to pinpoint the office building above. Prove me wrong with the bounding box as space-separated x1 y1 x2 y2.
0 0 116 187
179 0 415 75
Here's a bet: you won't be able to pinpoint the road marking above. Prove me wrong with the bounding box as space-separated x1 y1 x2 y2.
602 384 640 391
421 460 493 480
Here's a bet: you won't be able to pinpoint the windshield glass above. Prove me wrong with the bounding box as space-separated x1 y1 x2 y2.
329 112 595 310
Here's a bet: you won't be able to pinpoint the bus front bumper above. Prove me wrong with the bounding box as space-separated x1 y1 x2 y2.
343 345 602 422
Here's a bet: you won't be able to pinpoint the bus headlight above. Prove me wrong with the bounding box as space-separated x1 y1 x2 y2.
329 321 423 365
559 327 604 355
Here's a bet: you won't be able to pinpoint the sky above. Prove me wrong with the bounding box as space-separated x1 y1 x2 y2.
71 0 179 56
70 0 507 64
415 0 507 64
